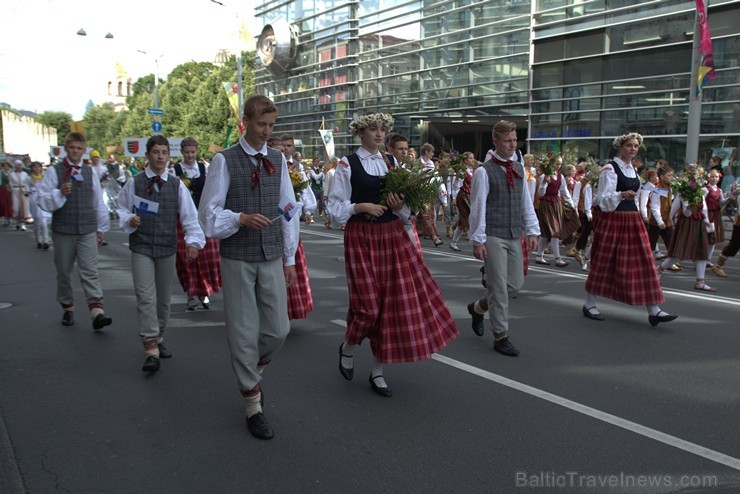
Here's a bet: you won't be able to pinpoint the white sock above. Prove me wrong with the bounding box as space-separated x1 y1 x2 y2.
370 356 387 388
707 244 715 263
695 260 707 280
584 293 598 312
537 237 547 257
646 304 660 316
452 227 463 243
244 393 262 418
341 342 354 370
551 239 562 259
660 257 678 270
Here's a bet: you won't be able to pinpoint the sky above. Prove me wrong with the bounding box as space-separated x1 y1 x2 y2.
0 0 257 120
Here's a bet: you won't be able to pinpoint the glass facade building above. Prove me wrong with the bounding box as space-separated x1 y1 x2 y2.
254 0 739 169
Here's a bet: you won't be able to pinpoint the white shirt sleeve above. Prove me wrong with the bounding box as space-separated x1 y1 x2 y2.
559 176 575 209
197 152 242 239
178 181 205 249
327 158 356 225
596 164 622 212
572 181 582 210
115 178 137 234
278 154 299 266
584 185 593 221
649 190 665 227
468 166 489 246
521 175 540 237
92 174 110 233
37 167 66 212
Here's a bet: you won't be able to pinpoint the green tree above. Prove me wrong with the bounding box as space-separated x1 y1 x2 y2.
35 111 73 144
83 103 118 154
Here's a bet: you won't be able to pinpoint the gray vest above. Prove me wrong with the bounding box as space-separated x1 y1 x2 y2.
51 163 98 235
483 160 524 239
219 145 284 262
129 173 180 258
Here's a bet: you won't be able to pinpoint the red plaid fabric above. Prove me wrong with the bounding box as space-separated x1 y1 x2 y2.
417 205 439 237
287 241 313 320
586 211 664 305
175 222 222 297
667 215 708 260
0 187 11 219
343 220 459 364
521 235 529 276
455 192 471 229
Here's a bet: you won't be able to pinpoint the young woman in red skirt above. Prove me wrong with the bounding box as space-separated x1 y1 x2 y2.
449 152 477 251
535 166 576 267
174 137 221 310
583 133 677 326
287 162 315 320
327 113 458 397
658 169 716 292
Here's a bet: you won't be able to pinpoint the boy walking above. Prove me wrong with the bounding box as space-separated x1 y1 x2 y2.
38 132 112 330
116 136 205 373
199 95 298 440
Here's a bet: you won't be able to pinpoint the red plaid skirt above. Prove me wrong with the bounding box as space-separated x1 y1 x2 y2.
538 200 564 239
343 219 458 364
175 222 222 297
667 215 708 261
585 210 664 305
521 235 529 276
287 241 313 320
416 204 439 237
707 209 725 244
560 205 582 242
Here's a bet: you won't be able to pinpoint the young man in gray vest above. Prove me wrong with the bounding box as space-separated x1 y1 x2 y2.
38 132 112 330
116 135 205 373
468 121 540 356
199 94 299 440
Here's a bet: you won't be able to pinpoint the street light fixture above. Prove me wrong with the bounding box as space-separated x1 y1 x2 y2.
77 28 114 39
137 50 164 110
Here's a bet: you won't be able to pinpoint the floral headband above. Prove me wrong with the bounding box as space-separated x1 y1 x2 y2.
349 113 394 135
612 132 643 149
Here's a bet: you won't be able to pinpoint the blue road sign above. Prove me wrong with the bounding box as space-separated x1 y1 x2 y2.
152 121 163 133
148 108 165 115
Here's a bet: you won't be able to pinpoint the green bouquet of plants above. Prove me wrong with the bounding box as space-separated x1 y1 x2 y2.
379 164 440 214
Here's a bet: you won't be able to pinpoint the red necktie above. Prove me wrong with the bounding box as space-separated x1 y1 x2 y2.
146 175 164 195
491 156 522 189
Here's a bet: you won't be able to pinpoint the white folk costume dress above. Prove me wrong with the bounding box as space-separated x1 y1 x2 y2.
174 161 222 300
28 171 51 245
327 147 458 363
585 159 664 305
287 159 315 320
9 169 32 224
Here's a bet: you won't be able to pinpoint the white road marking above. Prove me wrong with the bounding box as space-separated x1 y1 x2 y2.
330 317 740 471
431 353 740 472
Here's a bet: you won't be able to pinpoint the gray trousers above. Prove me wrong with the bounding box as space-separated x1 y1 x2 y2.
483 235 524 337
221 257 289 392
131 252 175 341
52 231 104 309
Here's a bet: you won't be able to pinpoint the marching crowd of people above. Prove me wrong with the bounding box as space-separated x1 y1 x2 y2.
3 94 738 441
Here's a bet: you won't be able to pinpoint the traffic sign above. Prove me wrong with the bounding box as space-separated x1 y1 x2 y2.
152 121 163 133
148 108 165 115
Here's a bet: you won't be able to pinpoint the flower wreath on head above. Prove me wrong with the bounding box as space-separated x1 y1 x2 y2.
612 132 643 149
349 113 394 135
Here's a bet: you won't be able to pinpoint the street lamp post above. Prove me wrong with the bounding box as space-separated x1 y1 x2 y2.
210 0 243 119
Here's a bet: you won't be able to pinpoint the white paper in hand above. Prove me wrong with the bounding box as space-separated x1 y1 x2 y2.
133 195 159 216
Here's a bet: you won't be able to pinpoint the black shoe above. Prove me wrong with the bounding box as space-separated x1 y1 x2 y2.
467 302 485 337
369 375 392 397
37 243 42 249
92 314 112 331
582 306 605 321
648 312 678 327
142 355 160 373
338 343 353 381
158 343 172 359
43 243 49 250
246 412 274 440
61 311 74 326
494 337 520 357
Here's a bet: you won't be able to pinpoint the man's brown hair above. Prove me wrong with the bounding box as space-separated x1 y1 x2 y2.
64 132 86 146
243 94 278 119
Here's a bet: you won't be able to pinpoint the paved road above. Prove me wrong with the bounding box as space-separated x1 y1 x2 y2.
1 222 739 493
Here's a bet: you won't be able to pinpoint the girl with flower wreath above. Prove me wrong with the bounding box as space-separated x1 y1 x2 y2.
174 137 221 310
704 168 727 267
328 113 458 397
582 133 677 326
658 165 717 292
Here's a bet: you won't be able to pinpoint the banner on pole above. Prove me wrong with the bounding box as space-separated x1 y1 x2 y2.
319 129 335 161
694 0 716 94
